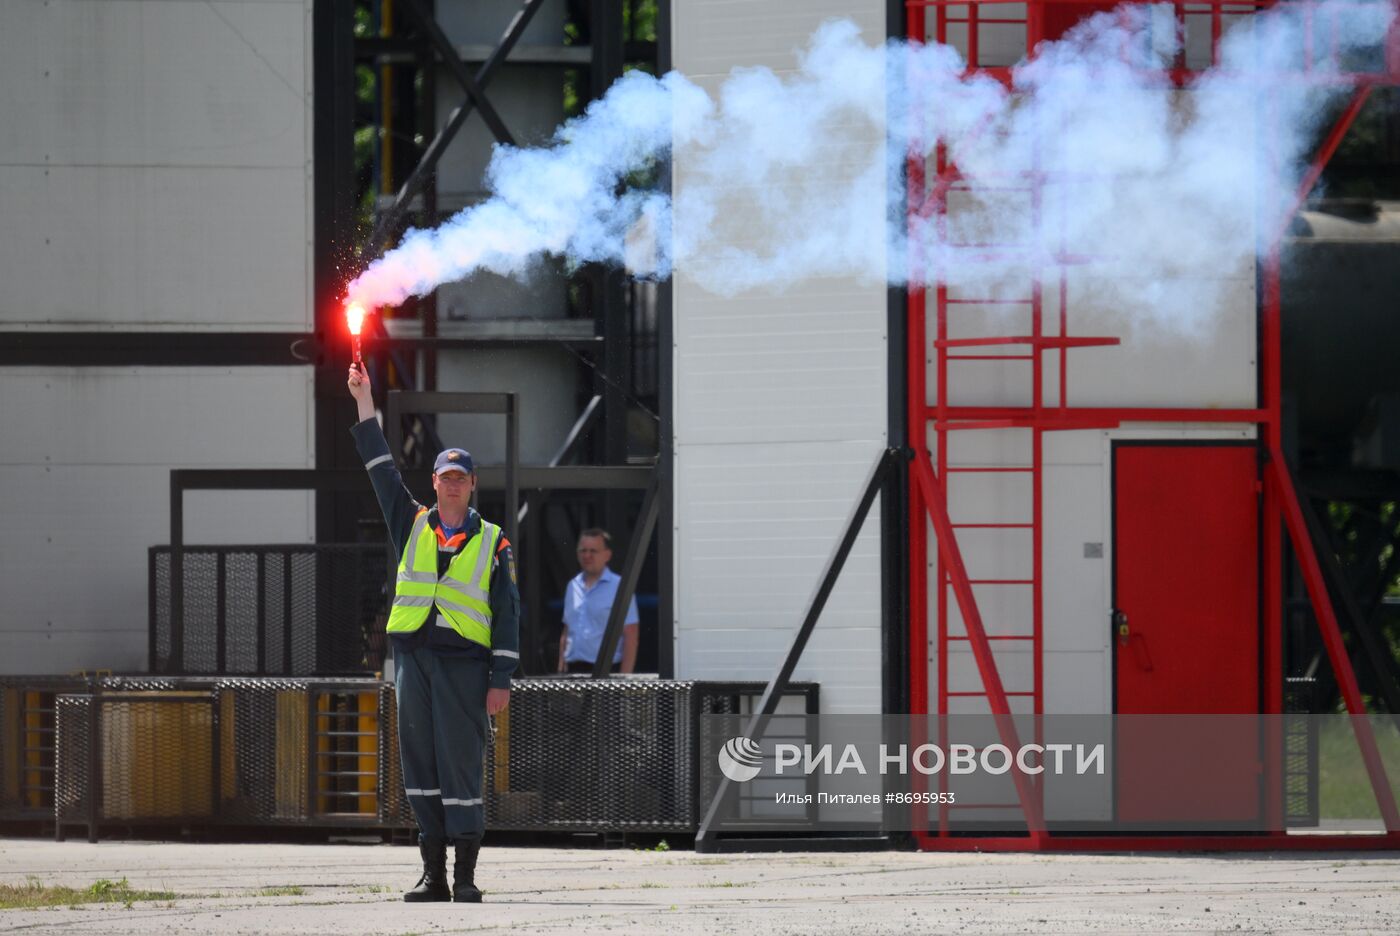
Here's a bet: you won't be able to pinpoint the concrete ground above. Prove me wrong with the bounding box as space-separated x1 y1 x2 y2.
1 838 1398 934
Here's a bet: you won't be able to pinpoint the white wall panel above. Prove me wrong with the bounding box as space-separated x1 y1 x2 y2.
674 284 888 448
0 166 309 330
0 0 309 169
673 441 884 714
672 0 890 714
0 0 313 331
0 368 314 674
675 1 885 77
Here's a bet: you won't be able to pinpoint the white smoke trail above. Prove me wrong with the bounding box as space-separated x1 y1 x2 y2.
346 1 1393 334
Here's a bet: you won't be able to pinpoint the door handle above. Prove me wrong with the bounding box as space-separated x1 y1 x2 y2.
1130 633 1154 672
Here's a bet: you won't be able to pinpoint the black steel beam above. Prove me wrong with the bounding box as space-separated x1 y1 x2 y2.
363 0 546 260
371 335 604 351
0 332 319 367
170 465 651 493
885 0 911 726
386 391 520 553
655 0 674 680
590 0 629 544
592 473 660 677
313 0 361 548
401 0 515 144
518 395 603 524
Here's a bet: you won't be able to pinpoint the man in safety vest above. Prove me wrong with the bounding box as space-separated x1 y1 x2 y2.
348 362 519 903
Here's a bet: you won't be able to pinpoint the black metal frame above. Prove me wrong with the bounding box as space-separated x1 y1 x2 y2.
591 473 661 677
360 0 546 261
166 469 381 675
0 332 319 367
655 2 675 681
884 0 911 726
161 461 654 678
149 543 388 677
321 4 667 661
385 390 522 552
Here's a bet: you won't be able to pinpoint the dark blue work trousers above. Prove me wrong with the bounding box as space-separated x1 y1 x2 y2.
394 646 490 843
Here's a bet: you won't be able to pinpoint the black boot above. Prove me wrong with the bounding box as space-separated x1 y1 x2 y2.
403 836 451 902
453 840 482 903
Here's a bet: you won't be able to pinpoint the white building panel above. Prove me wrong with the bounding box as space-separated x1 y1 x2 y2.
675 283 888 447
0 0 309 169
672 0 890 715
0 368 314 674
0 165 310 330
0 0 313 331
673 440 884 714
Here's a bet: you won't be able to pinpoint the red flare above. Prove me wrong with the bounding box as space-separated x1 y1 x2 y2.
345 301 368 366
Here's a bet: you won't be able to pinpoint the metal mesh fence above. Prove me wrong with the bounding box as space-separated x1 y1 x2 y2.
151 545 391 677
54 694 90 831
1283 677 1320 827
485 680 693 831
213 678 312 825
479 680 818 833
379 684 413 828
43 676 813 838
55 690 219 839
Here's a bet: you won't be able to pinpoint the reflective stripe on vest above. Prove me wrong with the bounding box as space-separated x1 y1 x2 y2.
385 509 500 647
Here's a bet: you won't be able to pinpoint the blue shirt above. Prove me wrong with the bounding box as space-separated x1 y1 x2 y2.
562 567 640 664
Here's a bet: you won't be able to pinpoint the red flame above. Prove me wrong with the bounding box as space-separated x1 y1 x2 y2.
345 301 367 336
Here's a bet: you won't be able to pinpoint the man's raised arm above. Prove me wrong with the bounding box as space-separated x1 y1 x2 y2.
347 363 420 555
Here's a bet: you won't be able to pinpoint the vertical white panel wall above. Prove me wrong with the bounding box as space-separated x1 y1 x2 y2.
0 1 316 673
672 0 890 715
0 0 314 330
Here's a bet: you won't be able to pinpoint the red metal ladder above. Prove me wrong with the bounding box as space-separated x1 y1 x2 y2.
908 136 1121 840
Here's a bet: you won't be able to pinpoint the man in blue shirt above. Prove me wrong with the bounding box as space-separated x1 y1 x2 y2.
557 528 640 673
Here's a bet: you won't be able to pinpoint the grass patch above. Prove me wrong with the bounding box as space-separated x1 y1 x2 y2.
1318 718 1400 820
254 885 306 897
0 877 176 911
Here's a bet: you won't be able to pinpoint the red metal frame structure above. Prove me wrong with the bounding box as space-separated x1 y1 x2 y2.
904 0 1400 851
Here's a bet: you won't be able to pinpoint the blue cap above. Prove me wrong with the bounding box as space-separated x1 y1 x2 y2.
433 448 474 475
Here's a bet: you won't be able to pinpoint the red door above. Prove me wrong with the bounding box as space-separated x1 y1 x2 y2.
1113 443 1260 826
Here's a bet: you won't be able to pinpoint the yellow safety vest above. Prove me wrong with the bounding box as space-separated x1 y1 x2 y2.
386 509 500 648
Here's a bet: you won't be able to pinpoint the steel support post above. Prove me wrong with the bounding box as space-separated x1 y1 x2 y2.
592 474 661 677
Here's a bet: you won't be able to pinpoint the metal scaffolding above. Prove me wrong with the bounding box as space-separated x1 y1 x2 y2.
904 0 1400 851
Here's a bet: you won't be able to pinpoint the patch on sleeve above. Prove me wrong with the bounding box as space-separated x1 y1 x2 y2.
503 546 517 585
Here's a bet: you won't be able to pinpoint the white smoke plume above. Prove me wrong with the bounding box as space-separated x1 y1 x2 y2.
346 1 1393 333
